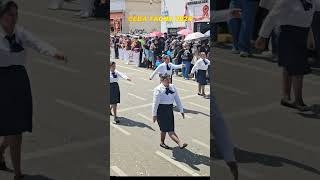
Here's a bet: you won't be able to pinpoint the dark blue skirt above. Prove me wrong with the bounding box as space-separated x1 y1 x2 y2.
0 65 33 136
196 70 207 85
278 25 311 75
110 82 120 104
157 104 174 132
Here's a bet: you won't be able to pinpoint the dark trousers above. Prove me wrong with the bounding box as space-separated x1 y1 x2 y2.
115 47 119 59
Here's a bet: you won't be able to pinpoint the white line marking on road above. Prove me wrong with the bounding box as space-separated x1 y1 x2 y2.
250 128 320 153
32 59 80 73
155 151 200 176
118 103 153 113
23 137 107 161
138 113 153 122
128 93 147 101
111 166 127 176
213 160 260 179
55 99 105 121
192 139 210 149
20 11 105 33
110 123 131 136
188 102 210 111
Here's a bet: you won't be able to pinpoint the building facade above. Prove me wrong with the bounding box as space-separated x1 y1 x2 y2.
110 0 161 34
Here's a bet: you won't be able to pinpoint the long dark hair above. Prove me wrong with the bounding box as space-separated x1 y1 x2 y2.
0 1 18 18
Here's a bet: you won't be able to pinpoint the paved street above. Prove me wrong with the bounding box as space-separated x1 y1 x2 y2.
109 56 210 176
1 1 108 180
213 46 320 180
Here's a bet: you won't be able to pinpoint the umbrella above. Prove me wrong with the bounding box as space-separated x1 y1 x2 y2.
184 32 206 41
177 29 192 36
150 31 163 37
204 30 210 37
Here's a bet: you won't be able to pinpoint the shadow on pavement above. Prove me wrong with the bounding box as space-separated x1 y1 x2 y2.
171 147 210 171
116 117 156 131
234 148 320 176
173 107 210 117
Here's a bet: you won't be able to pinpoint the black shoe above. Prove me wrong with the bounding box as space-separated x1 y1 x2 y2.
179 143 188 149
280 99 295 108
160 143 170 149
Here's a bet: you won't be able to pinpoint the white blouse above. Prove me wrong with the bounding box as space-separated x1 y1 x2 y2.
191 58 210 74
152 84 184 117
149 62 183 79
0 25 58 67
110 70 128 83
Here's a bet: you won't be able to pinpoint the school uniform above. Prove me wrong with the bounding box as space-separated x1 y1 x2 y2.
110 70 128 104
0 25 58 136
149 62 183 82
152 84 183 132
259 0 318 76
191 58 210 86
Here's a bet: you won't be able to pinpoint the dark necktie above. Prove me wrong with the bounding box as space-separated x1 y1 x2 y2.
203 59 208 65
112 72 117 78
165 87 174 95
166 64 170 71
300 0 313 11
5 34 24 53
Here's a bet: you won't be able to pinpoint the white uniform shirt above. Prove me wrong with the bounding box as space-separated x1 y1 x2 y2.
0 25 58 67
149 62 183 79
110 70 128 83
191 58 210 74
259 0 319 38
152 84 184 117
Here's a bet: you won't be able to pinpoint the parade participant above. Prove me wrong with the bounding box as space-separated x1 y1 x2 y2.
110 61 131 124
181 43 193 80
152 74 187 149
132 37 141 67
190 52 210 97
0 1 67 179
255 0 318 111
124 36 132 65
149 55 184 83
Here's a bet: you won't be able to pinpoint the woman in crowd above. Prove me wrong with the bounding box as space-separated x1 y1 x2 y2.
180 43 193 80
0 1 66 179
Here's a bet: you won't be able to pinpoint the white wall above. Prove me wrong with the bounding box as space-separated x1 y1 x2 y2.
110 0 125 12
161 0 187 32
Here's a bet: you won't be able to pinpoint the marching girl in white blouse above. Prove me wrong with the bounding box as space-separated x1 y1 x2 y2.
0 1 66 180
190 52 210 97
152 74 187 149
110 61 131 124
149 55 184 83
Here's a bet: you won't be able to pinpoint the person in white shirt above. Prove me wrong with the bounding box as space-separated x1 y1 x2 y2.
0 1 66 180
149 55 184 83
255 0 318 111
152 74 187 149
190 52 210 97
110 61 131 124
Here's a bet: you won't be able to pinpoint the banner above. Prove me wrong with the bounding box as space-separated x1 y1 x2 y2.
186 0 210 19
